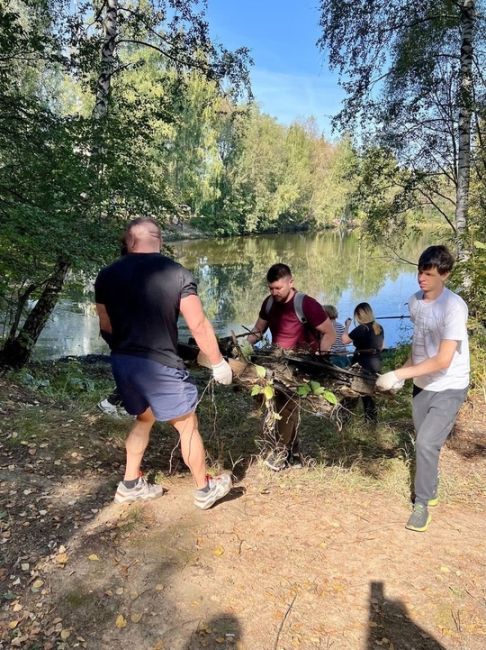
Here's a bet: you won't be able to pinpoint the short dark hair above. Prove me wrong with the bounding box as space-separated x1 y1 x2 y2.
267 263 292 283
418 245 455 274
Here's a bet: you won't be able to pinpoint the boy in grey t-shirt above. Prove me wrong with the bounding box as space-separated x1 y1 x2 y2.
376 245 469 532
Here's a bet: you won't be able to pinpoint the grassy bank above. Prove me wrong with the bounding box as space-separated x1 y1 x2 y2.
1 346 486 649
3 336 485 503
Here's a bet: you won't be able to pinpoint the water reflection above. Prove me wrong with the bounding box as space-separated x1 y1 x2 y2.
34 232 426 359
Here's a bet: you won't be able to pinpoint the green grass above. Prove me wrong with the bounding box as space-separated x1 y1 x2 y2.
3 346 483 505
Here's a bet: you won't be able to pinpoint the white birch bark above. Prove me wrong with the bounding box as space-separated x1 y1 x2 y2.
455 0 475 258
92 0 118 121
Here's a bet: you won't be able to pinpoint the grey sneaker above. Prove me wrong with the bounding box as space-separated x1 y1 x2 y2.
114 476 164 504
264 449 287 472
406 503 431 532
117 406 131 418
428 478 439 506
428 489 439 507
194 474 232 510
98 399 119 417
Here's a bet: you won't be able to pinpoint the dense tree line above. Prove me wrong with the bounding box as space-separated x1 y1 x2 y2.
0 1 359 367
2 1 483 368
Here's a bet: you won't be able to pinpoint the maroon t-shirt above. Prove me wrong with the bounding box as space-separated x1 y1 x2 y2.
259 293 328 351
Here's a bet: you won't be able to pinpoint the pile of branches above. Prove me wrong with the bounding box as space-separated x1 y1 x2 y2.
180 334 396 422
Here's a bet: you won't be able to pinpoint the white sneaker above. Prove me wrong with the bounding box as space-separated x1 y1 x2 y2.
117 406 132 418
193 474 232 510
97 399 119 417
114 477 165 504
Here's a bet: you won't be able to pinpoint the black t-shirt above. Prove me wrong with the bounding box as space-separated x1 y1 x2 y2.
349 322 384 373
94 253 197 369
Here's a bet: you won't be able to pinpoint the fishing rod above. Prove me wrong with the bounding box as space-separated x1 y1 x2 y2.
375 315 410 320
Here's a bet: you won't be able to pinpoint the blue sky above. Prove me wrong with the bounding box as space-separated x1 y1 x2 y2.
206 0 344 138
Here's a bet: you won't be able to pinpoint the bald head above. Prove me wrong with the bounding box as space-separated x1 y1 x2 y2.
125 218 161 253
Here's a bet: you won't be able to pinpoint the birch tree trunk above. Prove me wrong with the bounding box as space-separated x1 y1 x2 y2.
455 0 475 259
0 260 70 369
92 0 118 122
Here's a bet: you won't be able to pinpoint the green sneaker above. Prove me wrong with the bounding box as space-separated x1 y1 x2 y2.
406 503 431 532
429 475 440 506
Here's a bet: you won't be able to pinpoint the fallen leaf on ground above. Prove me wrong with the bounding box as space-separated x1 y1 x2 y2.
115 614 127 629
131 612 143 623
88 554 99 561
31 579 44 591
212 546 225 557
60 629 71 641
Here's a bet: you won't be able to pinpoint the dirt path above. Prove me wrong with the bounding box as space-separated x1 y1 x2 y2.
1 377 485 649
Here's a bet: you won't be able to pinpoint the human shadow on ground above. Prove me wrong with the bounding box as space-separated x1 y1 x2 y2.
184 613 241 649
367 581 445 649
446 424 486 459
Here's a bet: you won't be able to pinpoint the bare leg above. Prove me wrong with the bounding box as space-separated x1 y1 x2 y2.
170 411 207 489
124 407 155 481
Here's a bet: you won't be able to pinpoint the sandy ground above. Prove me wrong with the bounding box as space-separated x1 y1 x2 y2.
1 377 485 649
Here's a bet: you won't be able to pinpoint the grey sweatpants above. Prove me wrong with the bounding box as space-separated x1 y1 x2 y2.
412 385 468 505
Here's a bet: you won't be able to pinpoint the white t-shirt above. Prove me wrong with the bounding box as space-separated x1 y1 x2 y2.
409 287 469 391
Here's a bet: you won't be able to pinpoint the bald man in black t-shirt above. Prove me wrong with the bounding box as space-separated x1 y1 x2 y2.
95 218 233 510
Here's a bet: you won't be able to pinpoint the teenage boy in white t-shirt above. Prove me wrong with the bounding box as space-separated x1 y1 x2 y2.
376 245 469 532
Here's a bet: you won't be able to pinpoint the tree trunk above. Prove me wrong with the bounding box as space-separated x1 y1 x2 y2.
92 0 118 121
455 0 475 260
0 260 70 369
4 282 38 347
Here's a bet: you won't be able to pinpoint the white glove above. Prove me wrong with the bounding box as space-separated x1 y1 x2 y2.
211 359 233 385
375 371 405 392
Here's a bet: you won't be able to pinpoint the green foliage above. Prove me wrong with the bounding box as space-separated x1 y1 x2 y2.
318 0 486 268
468 324 486 398
453 241 486 322
255 365 267 379
193 108 359 236
0 1 251 364
16 360 98 399
297 381 338 405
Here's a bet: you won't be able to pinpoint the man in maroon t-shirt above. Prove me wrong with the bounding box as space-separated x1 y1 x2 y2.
247 263 335 470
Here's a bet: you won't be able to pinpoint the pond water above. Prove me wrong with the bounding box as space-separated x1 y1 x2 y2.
33 231 427 360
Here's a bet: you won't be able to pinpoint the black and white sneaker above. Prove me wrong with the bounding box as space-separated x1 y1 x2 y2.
285 452 304 469
264 449 287 472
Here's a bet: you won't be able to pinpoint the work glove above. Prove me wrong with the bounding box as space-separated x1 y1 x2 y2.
211 359 233 385
375 371 405 392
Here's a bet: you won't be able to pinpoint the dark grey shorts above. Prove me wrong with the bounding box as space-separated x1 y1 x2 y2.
111 354 198 422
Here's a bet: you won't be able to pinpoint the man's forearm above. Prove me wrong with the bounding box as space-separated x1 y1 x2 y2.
100 329 114 348
189 316 223 365
319 331 336 353
247 330 263 345
395 355 449 381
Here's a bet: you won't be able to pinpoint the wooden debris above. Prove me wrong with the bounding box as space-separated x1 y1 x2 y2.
182 335 398 422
